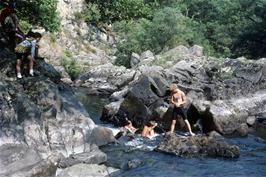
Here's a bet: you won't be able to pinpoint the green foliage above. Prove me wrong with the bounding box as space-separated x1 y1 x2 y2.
114 19 151 67
17 0 59 32
83 0 266 67
233 0 266 58
85 0 155 23
60 54 83 80
18 20 32 33
114 7 210 67
83 3 101 24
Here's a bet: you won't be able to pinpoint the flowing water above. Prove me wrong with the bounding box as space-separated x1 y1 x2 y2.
75 91 266 177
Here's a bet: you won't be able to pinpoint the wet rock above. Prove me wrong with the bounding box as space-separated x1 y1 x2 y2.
207 131 224 140
247 116 256 126
56 163 119 177
156 134 240 158
127 159 142 169
253 113 266 139
234 123 249 137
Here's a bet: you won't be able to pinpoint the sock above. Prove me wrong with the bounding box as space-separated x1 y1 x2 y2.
17 72 22 78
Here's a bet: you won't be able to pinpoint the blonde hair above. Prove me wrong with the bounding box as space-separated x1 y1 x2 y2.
169 83 178 92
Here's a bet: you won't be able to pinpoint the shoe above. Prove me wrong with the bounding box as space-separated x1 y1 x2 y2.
17 73 22 79
29 70 34 76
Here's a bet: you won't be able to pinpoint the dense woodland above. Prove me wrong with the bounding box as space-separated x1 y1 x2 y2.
5 0 266 67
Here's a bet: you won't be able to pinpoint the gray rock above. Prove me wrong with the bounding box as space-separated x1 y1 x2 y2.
137 50 155 66
156 134 240 158
76 63 135 95
89 126 116 146
127 159 142 169
130 52 140 67
0 144 59 177
247 116 256 126
0 48 96 158
58 145 107 168
234 123 249 137
189 45 204 57
56 163 118 177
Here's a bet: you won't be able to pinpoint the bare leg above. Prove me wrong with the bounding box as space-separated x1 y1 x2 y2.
184 119 195 136
28 56 34 75
16 59 22 78
170 119 176 133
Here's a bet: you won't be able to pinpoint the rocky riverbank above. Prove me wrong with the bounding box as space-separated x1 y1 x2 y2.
98 46 266 138
0 41 117 176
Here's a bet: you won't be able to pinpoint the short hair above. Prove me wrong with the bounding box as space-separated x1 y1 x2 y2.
33 32 42 38
26 31 42 38
169 83 178 92
147 121 157 127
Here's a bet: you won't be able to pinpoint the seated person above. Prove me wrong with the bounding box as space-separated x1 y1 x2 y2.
124 120 138 134
141 121 158 139
115 119 138 140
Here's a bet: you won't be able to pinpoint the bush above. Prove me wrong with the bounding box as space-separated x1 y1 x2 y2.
60 56 83 80
114 7 208 67
17 0 59 32
85 0 155 23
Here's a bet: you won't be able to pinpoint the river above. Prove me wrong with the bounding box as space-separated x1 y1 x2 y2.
75 90 266 177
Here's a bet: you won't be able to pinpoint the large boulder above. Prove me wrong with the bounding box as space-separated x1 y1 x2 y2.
156 134 240 158
0 47 97 158
101 74 170 127
89 126 116 146
58 144 107 168
0 144 59 177
75 63 136 95
193 91 266 135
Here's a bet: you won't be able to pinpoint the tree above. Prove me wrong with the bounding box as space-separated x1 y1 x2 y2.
17 0 59 32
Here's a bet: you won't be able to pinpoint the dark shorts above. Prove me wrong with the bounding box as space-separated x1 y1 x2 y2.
16 53 29 60
172 107 187 120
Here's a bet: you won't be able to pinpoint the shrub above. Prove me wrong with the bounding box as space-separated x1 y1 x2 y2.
17 0 59 32
114 7 208 67
60 56 83 80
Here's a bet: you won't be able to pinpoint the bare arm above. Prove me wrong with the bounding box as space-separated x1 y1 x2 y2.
141 126 149 137
180 91 187 106
170 94 175 104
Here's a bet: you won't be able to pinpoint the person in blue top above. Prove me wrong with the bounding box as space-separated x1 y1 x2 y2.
15 31 42 79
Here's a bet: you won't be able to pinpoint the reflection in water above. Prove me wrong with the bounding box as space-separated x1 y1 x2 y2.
74 88 108 124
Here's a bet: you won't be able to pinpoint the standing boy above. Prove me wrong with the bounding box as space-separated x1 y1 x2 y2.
169 83 195 136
